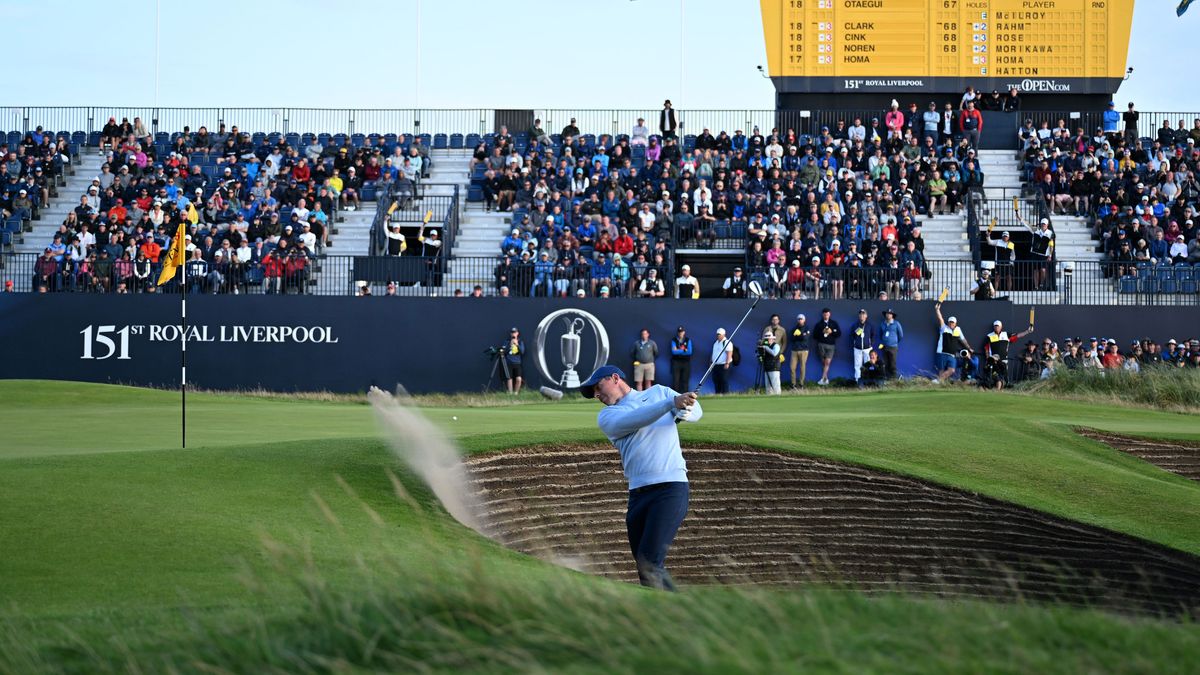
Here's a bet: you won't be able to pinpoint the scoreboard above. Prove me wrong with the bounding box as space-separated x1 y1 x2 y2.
759 0 1135 94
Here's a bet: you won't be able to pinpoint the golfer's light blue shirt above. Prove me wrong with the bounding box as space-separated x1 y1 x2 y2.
597 385 703 490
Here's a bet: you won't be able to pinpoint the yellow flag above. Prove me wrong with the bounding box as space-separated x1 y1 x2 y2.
156 223 187 286
988 217 997 233
937 287 949 303
186 203 199 225
1012 197 1019 214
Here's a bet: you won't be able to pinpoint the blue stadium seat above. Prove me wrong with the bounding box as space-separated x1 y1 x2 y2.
71 131 86 145
351 133 366 147
1175 266 1194 281
449 133 464 149
465 133 481 148
732 223 747 239
384 133 398 144
467 185 483 202
8 131 22 145
1161 280 1178 294
419 133 431 146
1119 276 1137 294
1 230 11 248
715 221 731 239
1138 277 1159 294
1182 279 1198 294
1156 267 1174 281
433 133 448 149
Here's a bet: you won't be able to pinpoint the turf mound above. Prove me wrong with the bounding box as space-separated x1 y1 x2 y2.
1078 429 1200 482
466 445 1200 617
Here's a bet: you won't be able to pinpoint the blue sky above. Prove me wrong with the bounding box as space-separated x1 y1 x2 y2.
4 0 1195 112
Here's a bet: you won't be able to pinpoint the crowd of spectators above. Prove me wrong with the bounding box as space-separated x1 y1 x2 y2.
477 97 990 298
1018 103 1200 287
23 118 431 293
1008 335 1200 380
0 126 73 223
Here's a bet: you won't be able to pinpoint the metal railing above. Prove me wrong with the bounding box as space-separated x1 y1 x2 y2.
10 106 1198 141
3 253 1196 304
369 182 460 256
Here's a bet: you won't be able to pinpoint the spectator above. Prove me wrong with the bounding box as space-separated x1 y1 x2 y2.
669 326 693 392
630 329 658 391
659 101 678 140
848 308 875 385
813 307 841 386
710 327 733 394
759 330 782 395
878 309 903 379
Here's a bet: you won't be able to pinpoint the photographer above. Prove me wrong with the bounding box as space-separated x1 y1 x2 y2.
980 319 1034 389
971 266 997 301
505 327 525 395
758 330 782 395
933 301 972 382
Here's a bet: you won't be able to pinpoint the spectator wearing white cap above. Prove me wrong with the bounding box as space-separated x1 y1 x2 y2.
674 264 699 299
710 328 734 394
933 301 971 383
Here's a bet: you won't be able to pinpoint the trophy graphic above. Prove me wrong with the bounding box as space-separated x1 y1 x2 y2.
559 317 585 388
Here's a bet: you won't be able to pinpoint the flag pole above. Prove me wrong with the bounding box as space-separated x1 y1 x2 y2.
180 245 187 449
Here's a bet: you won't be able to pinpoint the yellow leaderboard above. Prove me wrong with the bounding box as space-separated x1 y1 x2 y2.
760 0 1135 93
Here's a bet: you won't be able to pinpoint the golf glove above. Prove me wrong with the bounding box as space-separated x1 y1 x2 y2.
673 406 694 422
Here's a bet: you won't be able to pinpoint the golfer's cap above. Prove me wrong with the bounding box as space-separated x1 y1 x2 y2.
681 264 690 270
947 316 958 324
821 307 832 314
1168 338 1178 344
796 313 806 321
716 327 726 335
858 308 867 314
993 320 1003 326
884 308 897 317
1107 338 1118 345
677 325 686 332
580 365 625 399
575 288 585 297
510 326 519 332
1090 336 1099 342
791 259 800 266
1001 231 1010 237
1040 218 1049 224
599 285 610 294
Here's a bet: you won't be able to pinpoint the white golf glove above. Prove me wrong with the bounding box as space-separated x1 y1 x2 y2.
673 406 694 422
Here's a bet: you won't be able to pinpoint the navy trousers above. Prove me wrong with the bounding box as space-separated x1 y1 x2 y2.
626 481 689 591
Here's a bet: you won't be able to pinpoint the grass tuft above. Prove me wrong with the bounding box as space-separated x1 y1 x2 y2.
1023 367 1200 413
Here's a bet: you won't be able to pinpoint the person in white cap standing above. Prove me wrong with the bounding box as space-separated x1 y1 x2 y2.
933 301 972 383
1020 213 1056 290
674 264 699 299
710 328 734 394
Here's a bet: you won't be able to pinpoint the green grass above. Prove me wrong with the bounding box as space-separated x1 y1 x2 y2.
1 380 1199 673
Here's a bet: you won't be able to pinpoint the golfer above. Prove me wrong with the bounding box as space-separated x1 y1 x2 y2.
580 364 703 591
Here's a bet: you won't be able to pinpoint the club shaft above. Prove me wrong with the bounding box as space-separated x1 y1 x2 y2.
694 296 761 392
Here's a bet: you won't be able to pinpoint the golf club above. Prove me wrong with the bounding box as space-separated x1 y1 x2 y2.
676 280 764 423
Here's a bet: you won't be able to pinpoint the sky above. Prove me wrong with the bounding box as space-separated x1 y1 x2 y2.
3 0 1195 112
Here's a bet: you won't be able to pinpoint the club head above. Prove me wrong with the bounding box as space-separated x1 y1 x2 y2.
539 386 564 400
747 280 764 298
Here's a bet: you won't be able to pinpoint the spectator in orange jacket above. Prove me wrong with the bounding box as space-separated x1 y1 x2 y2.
139 235 162 263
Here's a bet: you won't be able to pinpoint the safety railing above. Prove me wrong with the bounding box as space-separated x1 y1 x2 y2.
4 253 1196 304
11 106 1197 141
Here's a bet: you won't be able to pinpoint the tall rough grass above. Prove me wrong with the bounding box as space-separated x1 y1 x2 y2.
1024 367 1200 412
4 490 1200 675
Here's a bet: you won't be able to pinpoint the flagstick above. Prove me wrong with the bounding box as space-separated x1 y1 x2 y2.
180 260 187 449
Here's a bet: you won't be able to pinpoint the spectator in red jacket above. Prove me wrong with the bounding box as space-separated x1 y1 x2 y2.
960 101 983 149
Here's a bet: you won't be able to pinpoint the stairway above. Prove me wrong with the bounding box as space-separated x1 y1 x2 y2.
14 153 104 255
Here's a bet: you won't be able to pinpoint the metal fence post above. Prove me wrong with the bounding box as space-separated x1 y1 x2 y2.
21 107 28 134
348 110 355 136
282 109 289 136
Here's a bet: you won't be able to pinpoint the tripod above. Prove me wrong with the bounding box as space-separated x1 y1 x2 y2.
753 352 766 393
484 350 512 393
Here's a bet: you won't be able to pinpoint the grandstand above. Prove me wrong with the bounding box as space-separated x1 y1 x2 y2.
0 105 1197 304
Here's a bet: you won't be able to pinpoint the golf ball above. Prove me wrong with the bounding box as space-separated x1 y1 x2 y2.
452 416 458 421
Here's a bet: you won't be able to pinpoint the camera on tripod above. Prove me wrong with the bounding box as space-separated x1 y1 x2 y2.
483 345 507 358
